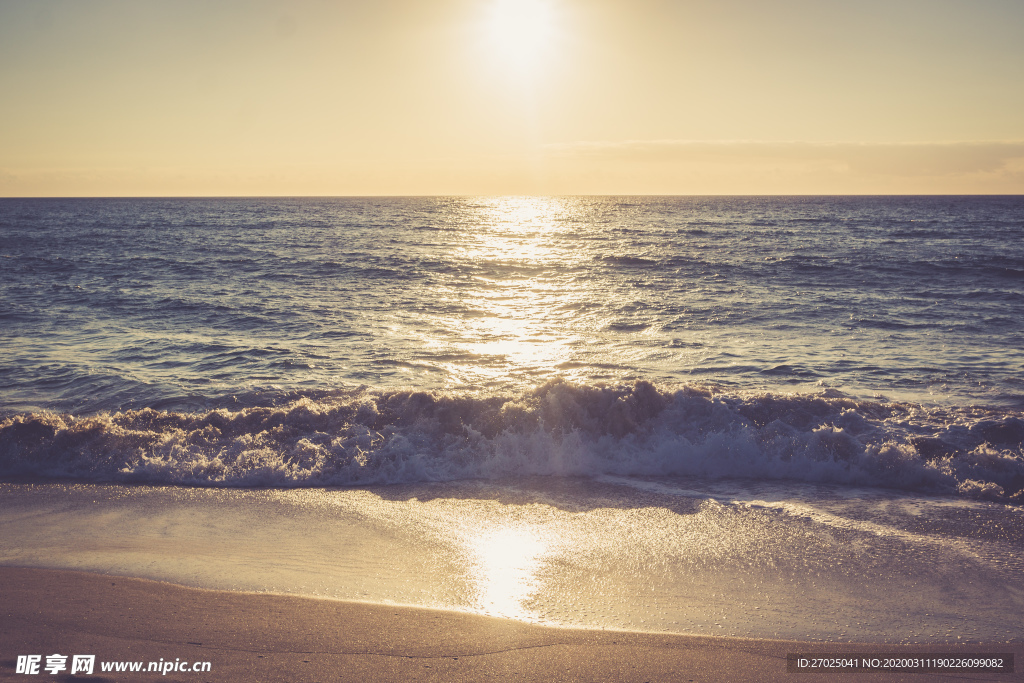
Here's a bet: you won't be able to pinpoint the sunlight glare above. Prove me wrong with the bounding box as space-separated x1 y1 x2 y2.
468 524 548 619
437 197 579 386
484 0 560 75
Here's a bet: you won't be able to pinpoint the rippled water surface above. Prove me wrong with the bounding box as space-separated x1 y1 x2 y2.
2 196 1022 412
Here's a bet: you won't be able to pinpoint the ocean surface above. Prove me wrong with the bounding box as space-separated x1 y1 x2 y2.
2 196 1023 500
1 196 1023 642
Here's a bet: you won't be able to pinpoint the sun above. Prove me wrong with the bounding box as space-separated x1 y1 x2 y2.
483 0 560 76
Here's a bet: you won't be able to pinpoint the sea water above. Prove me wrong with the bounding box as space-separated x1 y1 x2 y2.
1 196 1022 643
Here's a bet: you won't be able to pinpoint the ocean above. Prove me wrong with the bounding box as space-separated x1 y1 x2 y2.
1 196 1022 643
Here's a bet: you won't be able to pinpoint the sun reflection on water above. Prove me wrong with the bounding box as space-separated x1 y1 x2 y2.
436 196 588 387
465 523 549 620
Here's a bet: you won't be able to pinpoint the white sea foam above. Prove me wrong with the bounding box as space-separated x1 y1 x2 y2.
2 381 1022 502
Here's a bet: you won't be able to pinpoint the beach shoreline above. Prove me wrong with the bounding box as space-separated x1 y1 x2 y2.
1 566 1018 682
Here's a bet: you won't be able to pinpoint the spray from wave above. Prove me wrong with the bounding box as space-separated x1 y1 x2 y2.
1 381 1022 502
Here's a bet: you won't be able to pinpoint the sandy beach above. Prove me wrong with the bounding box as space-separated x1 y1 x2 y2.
1 566 1018 682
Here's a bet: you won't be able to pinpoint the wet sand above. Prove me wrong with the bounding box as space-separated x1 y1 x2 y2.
1 567 1017 682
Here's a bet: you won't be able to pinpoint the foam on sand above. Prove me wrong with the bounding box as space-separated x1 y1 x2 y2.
2 476 1021 643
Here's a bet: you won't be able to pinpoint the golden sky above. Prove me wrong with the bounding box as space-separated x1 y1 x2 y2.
2 0 1023 195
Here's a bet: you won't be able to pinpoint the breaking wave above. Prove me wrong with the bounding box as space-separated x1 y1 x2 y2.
2 381 1022 502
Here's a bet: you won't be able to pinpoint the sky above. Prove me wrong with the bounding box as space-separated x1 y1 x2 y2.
1 0 1022 196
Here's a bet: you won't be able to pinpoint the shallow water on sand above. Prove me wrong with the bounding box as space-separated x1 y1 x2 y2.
2 478 1021 644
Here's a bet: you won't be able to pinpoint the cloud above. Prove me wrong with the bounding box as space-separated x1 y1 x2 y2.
3 142 1023 196
537 140 1024 194
544 140 1024 177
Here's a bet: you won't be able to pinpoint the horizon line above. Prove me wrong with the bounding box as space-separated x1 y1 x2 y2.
2 193 1023 200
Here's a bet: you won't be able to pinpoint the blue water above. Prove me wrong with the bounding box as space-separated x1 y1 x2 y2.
1 196 1023 501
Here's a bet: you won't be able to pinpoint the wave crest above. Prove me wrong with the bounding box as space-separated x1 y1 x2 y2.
2 381 1022 502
